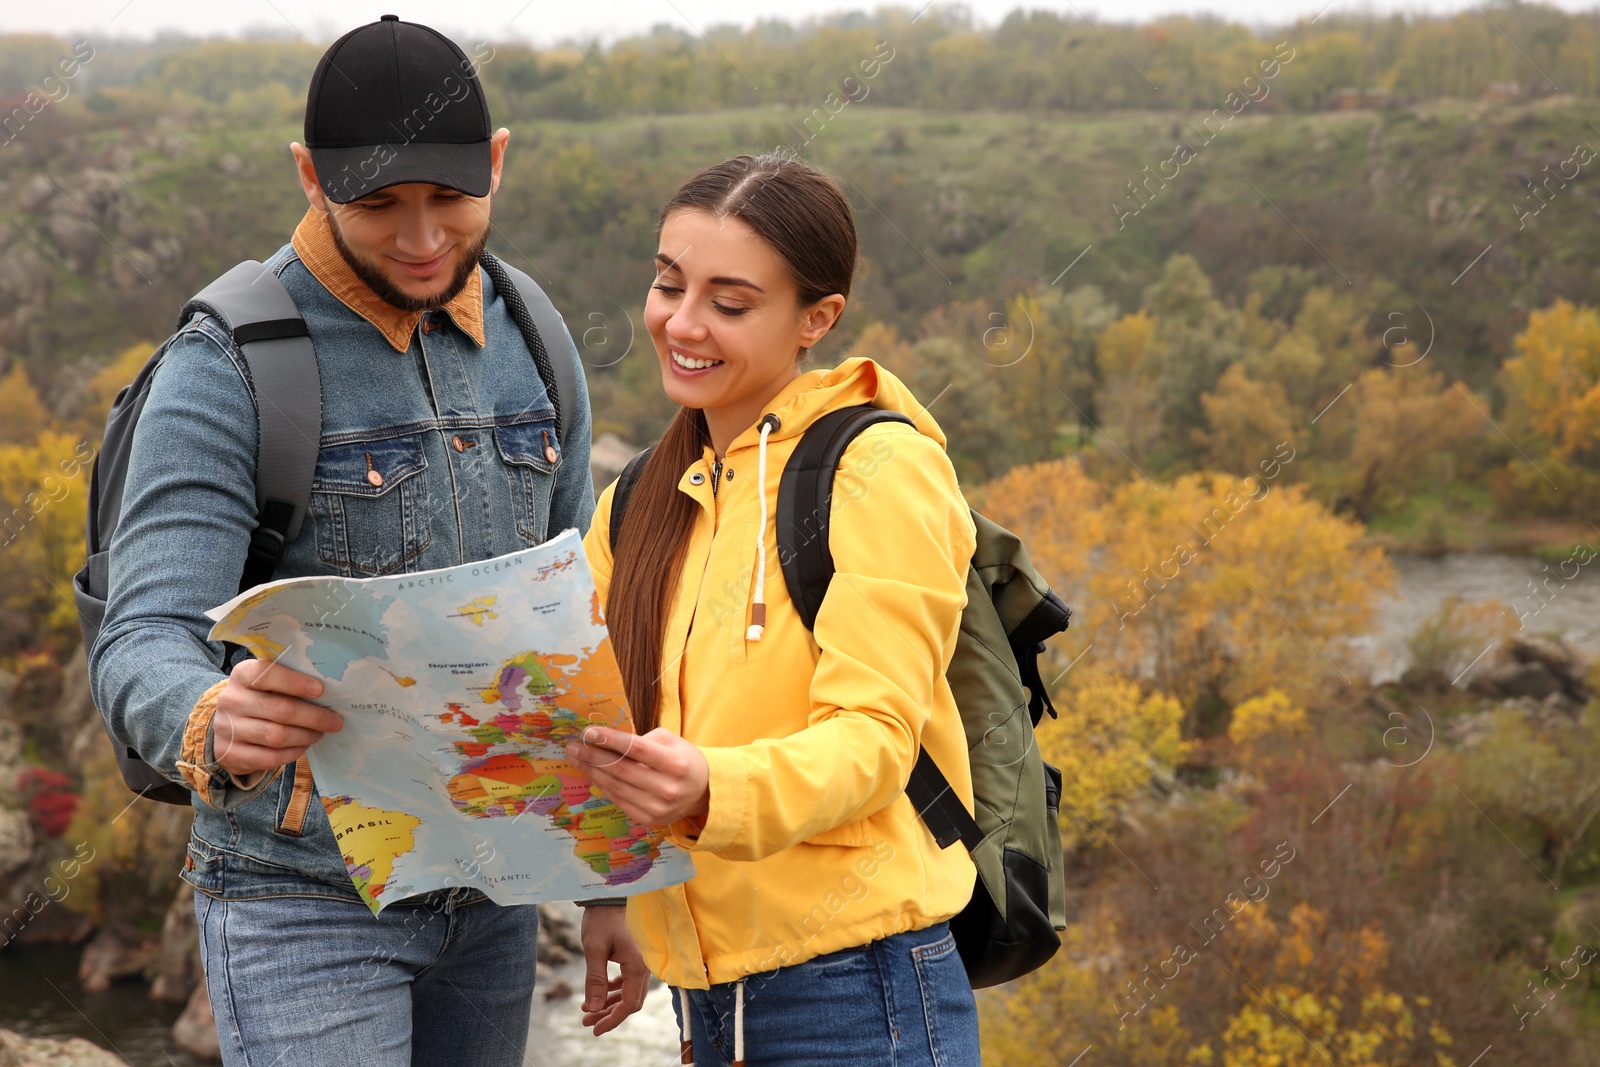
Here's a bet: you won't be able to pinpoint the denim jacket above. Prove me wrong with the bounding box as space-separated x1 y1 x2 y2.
88 220 595 902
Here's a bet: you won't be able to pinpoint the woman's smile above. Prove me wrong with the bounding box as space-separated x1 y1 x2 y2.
668 346 725 375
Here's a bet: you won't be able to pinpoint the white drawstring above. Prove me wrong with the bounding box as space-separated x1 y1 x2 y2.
733 978 746 1066
746 415 778 641
679 986 694 1065
676 982 746 1065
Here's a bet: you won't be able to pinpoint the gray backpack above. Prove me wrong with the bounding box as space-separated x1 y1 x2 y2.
611 404 1072 987
75 253 576 805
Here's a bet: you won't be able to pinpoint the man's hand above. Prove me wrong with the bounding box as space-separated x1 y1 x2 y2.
579 905 648 1037
565 727 709 827
212 659 342 777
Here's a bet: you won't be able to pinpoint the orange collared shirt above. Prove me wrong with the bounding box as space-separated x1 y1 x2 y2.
289 206 486 352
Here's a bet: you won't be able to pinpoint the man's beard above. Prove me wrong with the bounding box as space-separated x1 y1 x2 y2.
326 206 491 312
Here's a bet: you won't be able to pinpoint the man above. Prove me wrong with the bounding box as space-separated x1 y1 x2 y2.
87 16 645 1066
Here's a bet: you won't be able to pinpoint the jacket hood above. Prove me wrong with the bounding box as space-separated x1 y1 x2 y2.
730 356 950 454
711 356 953 645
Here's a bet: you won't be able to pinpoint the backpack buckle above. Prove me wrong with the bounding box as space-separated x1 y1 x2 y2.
244 524 286 575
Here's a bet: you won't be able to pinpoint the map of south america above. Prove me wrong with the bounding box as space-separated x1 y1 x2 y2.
207 531 694 914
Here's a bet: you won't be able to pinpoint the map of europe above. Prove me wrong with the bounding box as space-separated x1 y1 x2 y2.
206 530 694 914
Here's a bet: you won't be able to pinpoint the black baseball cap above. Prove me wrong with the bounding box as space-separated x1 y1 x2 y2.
304 15 493 204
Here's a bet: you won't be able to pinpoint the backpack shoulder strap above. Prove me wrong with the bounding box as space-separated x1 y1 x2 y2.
181 260 320 591
479 252 580 449
775 404 913 630
607 446 654 555
775 403 977 854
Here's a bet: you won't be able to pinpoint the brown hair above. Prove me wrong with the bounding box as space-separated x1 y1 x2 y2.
609 154 857 732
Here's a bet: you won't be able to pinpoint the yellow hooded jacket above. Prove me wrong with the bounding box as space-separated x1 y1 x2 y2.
583 357 979 989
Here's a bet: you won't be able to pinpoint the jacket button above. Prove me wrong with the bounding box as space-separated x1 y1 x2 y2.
544 445 559 463
367 468 384 487
724 467 735 480
452 435 465 453
688 472 705 485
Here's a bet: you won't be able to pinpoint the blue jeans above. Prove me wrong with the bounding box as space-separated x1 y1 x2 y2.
195 888 538 1067
672 922 980 1066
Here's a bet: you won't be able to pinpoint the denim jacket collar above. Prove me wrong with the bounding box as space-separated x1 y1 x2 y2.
290 205 486 353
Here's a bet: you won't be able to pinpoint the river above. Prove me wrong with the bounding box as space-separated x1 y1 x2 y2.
1361 551 1600 682
3 553 1597 1062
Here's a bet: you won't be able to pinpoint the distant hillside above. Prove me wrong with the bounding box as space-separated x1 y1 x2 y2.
1 93 1593 433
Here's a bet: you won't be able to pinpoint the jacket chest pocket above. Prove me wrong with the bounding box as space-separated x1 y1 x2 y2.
493 417 561 545
309 435 433 577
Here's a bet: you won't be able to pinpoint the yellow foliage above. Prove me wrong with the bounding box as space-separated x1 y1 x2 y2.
0 363 52 446
1200 985 1437 1067
0 429 96 640
1228 689 1310 766
843 321 914 364
1325 367 1487 519
1193 903 1457 1067
1094 311 1164 468
1199 363 1295 478
1503 299 1600 462
980 921 1111 1066
970 455 1104 603
1043 669 1187 848
84 342 158 428
1090 473 1394 714
980 913 1197 1067
974 457 1392 722
1098 311 1160 382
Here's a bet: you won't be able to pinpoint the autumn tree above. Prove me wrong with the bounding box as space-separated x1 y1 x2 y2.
1402 596 1515 689
1044 669 1187 850
1140 255 1245 468
1199 363 1296 477
986 285 1118 462
62 737 192 933
0 362 53 446
0 429 95 649
1227 689 1311 769
1503 299 1600 462
1089 473 1392 727
1095 310 1165 475
854 319 1020 483
980 917 1200 1067
970 455 1105 607
1496 299 1600 519
1461 703 1600 886
1316 367 1487 521
1239 285 1377 418
1193 903 1460 1067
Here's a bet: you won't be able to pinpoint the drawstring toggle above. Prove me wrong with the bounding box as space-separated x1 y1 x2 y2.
747 414 780 642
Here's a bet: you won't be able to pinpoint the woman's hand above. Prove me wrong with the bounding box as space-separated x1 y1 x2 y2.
566 727 710 827
579 905 649 1036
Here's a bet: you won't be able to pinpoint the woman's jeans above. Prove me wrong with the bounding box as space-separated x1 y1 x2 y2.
195 888 538 1067
673 921 981 1066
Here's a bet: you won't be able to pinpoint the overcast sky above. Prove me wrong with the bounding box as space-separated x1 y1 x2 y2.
2 0 1596 45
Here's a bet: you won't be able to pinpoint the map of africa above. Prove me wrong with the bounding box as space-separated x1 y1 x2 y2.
206 530 694 914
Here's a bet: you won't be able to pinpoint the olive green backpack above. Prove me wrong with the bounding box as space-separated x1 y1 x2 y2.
612 404 1071 987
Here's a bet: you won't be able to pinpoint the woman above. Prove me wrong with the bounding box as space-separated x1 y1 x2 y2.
567 154 981 1066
